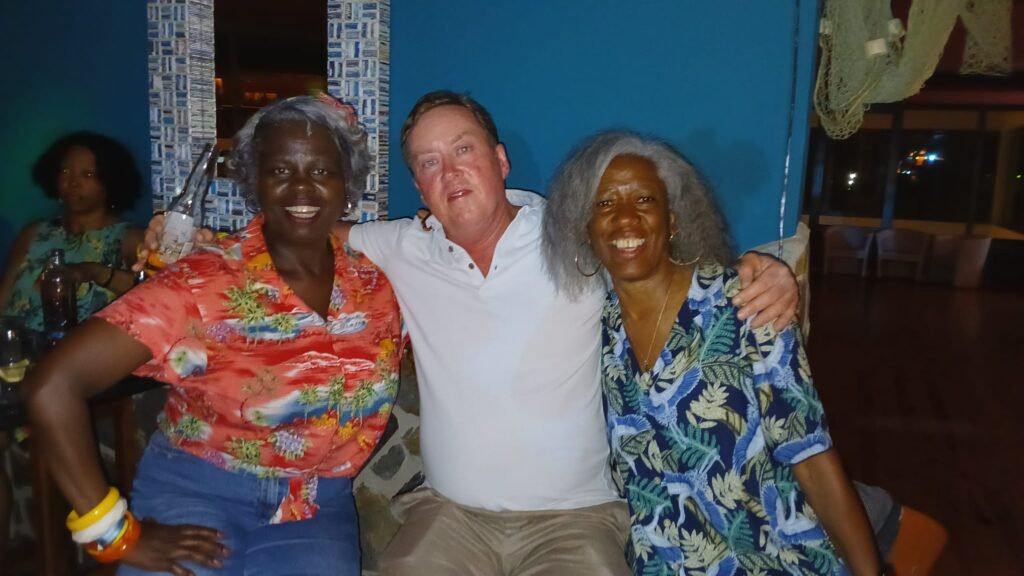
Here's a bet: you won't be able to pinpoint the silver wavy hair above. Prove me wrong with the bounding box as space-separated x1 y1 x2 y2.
542 130 734 298
227 96 371 212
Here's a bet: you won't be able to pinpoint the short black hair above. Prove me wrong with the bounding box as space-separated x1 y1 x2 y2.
32 131 142 212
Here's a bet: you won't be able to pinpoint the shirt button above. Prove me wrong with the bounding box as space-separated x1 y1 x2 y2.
448 246 454 253
468 263 475 270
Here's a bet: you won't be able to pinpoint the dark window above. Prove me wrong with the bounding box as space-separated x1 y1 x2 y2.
893 130 998 223
214 0 327 140
804 120 1002 227
810 128 889 218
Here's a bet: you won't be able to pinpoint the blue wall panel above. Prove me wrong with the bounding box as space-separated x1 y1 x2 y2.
0 0 151 268
390 0 819 251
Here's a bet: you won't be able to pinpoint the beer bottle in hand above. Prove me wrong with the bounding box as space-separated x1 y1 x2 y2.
145 143 218 276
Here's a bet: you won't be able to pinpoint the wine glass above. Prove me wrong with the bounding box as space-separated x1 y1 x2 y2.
0 316 28 404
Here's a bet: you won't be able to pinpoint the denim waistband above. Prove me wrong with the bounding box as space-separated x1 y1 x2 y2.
141 432 352 523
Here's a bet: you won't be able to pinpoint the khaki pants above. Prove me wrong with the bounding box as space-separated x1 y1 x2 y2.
378 488 631 576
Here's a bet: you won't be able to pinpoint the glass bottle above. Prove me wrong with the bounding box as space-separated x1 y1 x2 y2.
145 143 218 275
0 316 29 392
40 249 78 343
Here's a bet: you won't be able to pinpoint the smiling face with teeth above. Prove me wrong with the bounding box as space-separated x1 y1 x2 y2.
256 120 349 248
587 154 676 284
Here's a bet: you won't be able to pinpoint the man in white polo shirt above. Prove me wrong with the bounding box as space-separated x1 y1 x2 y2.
343 91 798 575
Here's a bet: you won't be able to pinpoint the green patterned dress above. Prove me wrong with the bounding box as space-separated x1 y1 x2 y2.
4 220 130 330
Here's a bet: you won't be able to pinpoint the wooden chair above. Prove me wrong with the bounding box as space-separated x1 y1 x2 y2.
922 234 960 283
876 229 930 281
823 226 874 277
886 506 949 576
923 235 992 288
952 236 991 288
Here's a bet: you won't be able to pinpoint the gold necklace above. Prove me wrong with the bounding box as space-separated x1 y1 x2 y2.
640 268 677 372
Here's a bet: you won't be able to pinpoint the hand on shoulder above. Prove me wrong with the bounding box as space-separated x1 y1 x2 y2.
732 251 798 331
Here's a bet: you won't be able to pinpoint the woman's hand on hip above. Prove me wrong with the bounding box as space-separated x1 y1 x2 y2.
123 519 229 576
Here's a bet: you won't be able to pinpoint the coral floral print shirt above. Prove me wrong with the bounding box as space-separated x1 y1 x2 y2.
96 214 403 522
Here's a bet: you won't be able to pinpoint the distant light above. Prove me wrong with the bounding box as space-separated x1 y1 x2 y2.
1017 174 1022 180
848 172 858 179
927 153 938 162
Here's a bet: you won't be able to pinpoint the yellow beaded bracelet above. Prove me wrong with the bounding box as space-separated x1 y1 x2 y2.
66 487 120 533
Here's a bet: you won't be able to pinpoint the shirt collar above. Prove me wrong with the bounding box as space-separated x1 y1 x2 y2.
238 213 269 260
421 188 545 238
420 188 544 267
235 212 342 267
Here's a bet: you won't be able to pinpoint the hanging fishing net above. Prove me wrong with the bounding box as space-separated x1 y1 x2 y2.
814 0 1012 140
960 0 1013 75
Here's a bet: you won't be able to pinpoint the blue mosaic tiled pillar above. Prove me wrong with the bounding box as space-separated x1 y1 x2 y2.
148 1 387 229
147 0 217 215
328 0 390 221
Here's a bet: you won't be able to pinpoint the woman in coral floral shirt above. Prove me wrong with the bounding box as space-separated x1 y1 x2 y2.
24 96 401 575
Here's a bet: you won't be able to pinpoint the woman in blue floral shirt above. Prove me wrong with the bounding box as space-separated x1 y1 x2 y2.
543 131 880 575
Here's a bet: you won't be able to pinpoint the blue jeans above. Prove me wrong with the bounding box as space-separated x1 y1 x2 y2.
117 433 360 575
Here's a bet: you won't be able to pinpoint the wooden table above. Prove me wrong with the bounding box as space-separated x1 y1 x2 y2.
1 375 164 575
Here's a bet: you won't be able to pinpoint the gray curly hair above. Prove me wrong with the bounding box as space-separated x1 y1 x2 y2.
227 96 371 211
542 130 734 298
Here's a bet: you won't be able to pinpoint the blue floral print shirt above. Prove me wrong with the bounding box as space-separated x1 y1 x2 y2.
601 263 849 576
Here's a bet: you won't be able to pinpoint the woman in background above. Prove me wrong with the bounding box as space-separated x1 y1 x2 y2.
1 132 144 326
543 131 880 575
1 131 144 569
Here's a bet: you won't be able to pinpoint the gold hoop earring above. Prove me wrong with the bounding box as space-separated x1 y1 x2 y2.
575 250 601 277
670 254 700 266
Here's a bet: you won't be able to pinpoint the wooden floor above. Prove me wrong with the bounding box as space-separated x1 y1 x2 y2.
807 274 1024 575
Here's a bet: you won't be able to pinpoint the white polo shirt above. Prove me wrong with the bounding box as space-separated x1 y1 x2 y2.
349 189 618 511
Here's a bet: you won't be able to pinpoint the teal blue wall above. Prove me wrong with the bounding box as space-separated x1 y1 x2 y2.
0 0 151 269
0 1 819 261
389 0 819 251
